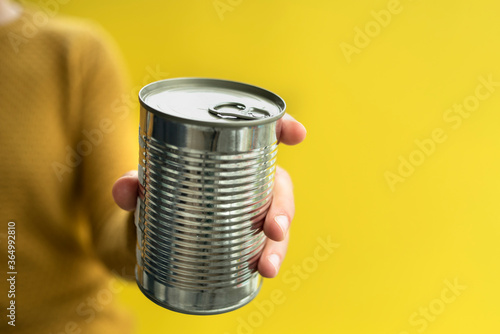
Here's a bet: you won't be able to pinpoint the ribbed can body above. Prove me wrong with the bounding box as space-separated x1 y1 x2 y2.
135 105 279 314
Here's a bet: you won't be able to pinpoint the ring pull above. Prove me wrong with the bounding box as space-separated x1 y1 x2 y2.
209 102 271 120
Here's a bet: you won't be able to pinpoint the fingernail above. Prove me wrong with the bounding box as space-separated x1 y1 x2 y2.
274 215 290 236
268 254 281 274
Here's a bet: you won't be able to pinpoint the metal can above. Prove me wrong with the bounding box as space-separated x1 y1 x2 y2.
135 78 286 315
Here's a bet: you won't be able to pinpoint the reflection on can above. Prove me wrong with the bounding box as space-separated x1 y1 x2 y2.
135 78 286 315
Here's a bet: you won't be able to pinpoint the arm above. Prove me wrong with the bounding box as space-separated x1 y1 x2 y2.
75 24 137 278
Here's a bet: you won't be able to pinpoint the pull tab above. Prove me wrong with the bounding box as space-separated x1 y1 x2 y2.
209 102 271 120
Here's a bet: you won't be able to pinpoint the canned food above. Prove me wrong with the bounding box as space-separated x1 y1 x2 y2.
135 78 286 315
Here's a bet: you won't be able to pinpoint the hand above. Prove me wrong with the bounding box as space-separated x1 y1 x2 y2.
112 113 307 278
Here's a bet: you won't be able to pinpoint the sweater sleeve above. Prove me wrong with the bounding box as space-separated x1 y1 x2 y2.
72 24 138 279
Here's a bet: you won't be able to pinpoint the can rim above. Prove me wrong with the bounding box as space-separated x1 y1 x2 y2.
138 77 287 128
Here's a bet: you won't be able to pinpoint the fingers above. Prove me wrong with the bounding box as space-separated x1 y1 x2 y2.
112 170 139 211
258 165 296 277
276 113 307 146
258 232 290 278
257 114 304 278
263 166 294 242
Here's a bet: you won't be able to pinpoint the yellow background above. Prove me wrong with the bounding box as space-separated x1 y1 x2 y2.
45 0 500 333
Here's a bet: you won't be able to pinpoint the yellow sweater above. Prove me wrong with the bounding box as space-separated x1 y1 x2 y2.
0 8 137 334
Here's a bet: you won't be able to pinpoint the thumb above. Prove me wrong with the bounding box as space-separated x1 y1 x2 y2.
112 170 139 211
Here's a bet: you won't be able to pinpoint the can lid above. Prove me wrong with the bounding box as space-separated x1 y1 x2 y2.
139 78 286 127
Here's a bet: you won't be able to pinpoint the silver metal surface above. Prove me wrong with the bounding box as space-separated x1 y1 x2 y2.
135 78 286 315
139 77 284 126
208 102 272 119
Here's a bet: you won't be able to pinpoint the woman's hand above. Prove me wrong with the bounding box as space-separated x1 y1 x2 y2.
112 113 306 278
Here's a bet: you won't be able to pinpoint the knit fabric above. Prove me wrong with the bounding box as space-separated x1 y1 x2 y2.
0 7 137 334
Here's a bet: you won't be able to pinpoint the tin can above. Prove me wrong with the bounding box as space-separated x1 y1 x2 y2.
135 78 286 315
